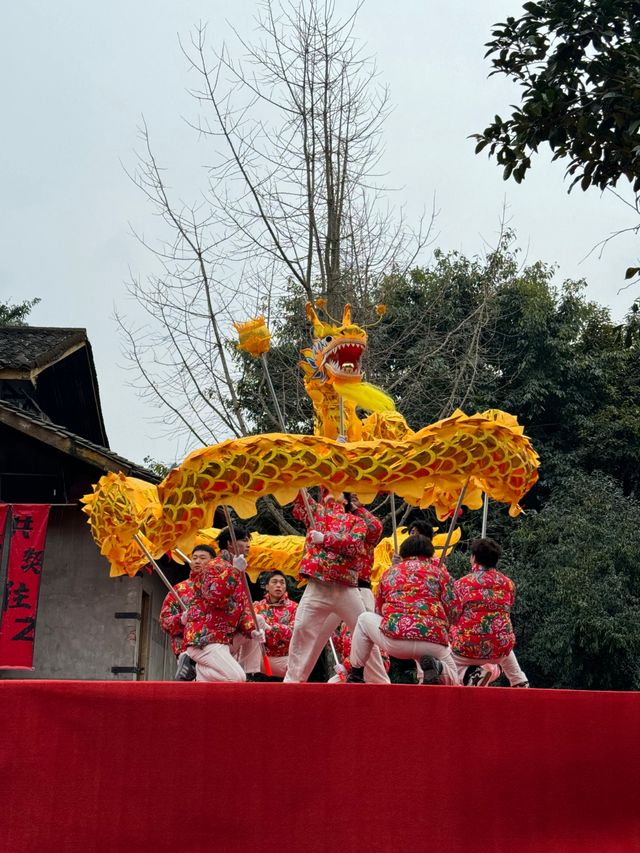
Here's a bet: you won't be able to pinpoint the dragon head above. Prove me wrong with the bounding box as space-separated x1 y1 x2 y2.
302 303 367 385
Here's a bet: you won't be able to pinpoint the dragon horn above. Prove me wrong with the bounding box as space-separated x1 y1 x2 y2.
305 302 320 325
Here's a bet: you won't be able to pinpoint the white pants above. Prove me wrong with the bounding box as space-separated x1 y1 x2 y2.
188 634 262 683
264 655 289 678
453 651 527 686
351 612 459 686
284 579 390 683
358 586 375 612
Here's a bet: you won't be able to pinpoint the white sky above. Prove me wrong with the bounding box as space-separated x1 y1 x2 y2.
3 1 639 465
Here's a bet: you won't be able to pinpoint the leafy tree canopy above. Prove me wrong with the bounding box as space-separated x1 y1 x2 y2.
474 1 640 192
0 297 40 325
505 467 640 690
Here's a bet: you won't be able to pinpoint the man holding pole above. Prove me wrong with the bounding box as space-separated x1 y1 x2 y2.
284 490 389 683
181 533 266 682
450 537 529 687
253 570 298 678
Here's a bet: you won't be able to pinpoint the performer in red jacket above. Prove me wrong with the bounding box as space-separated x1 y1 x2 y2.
450 537 529 687
160 579 195 657
159 578 198 680
181 532 266 682
348 533 460 684
284 490 389 683
254 570 298 678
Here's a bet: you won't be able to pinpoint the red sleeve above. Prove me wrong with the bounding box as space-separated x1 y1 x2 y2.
375 570 391 613
293 492 317 527
198 563 242 608
355 507 383 546
442 570 461 626
159 587 185 639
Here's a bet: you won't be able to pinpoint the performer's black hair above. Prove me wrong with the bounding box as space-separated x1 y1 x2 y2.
399 534 435 560
217 525 250 551
192 543 216 558
266 570 287 583
408 519 434 540
470 537 502 568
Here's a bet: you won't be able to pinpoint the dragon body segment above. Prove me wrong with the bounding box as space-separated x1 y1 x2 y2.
84 409 539 575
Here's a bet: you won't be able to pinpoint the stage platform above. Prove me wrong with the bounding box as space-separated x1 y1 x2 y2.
1 680 639 852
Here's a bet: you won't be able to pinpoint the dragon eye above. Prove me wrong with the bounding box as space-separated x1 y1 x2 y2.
323 336 333 344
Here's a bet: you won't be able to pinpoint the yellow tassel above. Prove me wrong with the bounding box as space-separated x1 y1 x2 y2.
335 380 396 413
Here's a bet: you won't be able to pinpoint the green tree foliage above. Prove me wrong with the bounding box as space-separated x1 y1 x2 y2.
505 468 640 690
142 456 171 478
0 298 40 325
474 1 640 192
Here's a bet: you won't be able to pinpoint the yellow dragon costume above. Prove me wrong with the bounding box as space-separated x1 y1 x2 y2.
83 304 539 578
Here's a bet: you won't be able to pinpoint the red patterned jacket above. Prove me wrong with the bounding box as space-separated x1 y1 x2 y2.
253 593 297 657
293 493 367 587
184 550 255 648
351 505 382 583
376 557 461 645
159 579 196 656
450 568 516 659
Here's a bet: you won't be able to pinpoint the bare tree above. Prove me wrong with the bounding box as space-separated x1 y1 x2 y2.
119 0 432 466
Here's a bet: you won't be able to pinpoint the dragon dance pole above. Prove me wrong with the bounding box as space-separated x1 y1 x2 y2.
328 637 340 669
481 493 489 538
260 352 316 528
338 395 346 441
134 534 186 610
437 480 469 570
221 505 273 676
390 494 399 556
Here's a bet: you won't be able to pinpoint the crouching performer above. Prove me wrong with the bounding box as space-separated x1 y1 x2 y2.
183 532 266 682
254 570 297 678
284 490 389 683
450 537 529 687
347 534 460 685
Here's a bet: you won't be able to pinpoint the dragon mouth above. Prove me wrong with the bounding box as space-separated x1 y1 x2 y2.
322 339 365 379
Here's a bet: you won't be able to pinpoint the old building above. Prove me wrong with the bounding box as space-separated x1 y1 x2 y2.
0 326 179 680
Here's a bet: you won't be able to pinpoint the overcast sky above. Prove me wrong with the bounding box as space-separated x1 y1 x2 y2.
3 1 639 466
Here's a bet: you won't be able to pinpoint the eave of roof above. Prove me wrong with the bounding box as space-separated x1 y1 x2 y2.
0 326 89 380
0 400 160 483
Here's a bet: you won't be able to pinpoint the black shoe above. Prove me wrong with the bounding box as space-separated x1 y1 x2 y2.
175 652 196 681
463 665 493 687
419 656 443 685
391 656 418 684
513 680 530 688
346 666 365 683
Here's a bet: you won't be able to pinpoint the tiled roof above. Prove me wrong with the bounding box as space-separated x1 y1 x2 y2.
0 399 160 483
0 326 87 373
